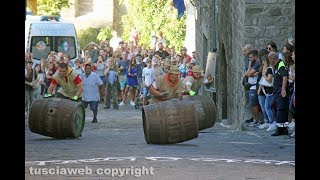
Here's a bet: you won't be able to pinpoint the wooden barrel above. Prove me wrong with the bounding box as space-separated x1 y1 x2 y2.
28 98 85 138
183 95 217 131
142 99 198 144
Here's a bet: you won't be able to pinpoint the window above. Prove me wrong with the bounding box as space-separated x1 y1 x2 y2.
30 36 76 60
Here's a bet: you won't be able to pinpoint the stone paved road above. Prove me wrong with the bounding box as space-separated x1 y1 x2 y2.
25 101 295 179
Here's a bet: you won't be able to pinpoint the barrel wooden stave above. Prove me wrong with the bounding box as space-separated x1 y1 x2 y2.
142 99 198 144
183 95 217 131
28 98 85 138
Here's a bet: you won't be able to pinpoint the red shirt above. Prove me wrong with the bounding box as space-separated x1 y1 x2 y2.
183 54 192 63
186 70 193 77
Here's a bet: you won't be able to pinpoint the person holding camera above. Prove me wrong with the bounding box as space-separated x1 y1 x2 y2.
95 55 107 101
103 58 119 110
83 41 100 63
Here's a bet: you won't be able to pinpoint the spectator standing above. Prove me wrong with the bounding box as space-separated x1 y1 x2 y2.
267 41 283 60
257 50 276 131
245 50 261 127
268 52 289 136
103 58 119 110
80 64 104 123
141 59 154 106
119 57 138 106
155 42 170 59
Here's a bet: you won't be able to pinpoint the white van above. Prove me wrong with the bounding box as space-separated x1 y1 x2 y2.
25 15 80 67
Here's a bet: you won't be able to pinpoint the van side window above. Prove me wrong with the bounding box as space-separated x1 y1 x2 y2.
56 37 76 59
31 36 51 60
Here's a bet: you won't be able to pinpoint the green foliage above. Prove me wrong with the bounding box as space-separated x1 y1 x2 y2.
37 0 72 16
120 0 186 51
97 26 114 41
77 28 101 50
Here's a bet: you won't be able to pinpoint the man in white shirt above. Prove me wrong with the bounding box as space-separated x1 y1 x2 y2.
80 64 104 123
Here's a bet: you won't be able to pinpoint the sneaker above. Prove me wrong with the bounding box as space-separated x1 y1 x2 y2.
271 127 288 136
248 121 258 127
288 121 295 130
114 106 119 110
245 117 254 123
119 101 125 106
266 123 277 132
253 121 263 128
259 122 269 129
92 118 97 123
289 131 295 138
130 100 136 106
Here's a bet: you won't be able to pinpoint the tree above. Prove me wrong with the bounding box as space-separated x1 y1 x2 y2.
37 0 72 16
97 27 113 42
120 0 186 51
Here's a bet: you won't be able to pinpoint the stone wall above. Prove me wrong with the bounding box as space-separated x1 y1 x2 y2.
215 0 247 128
61 0 116 31
61 0 127 36
194 0 295 129
244 0 295 50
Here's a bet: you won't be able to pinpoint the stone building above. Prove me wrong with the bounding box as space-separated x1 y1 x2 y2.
192 0 295 128
60 0 126 33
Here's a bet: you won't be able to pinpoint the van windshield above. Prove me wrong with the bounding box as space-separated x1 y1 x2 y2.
30 36 76 60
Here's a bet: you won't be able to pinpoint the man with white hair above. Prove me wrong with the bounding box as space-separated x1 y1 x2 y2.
268 51 289 136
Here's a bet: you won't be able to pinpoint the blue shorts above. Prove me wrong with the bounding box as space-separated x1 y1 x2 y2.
118 75 127 90
137 77 142 87
142 87 149 97
248 89 259 107
99 76 106 85
81 100 99 111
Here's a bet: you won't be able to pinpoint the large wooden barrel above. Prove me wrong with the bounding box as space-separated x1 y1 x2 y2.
142 99 198 144
183 95 217 131
28 98 85 138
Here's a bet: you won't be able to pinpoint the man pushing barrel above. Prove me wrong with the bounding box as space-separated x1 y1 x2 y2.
149 65 184 103
45 62 83 101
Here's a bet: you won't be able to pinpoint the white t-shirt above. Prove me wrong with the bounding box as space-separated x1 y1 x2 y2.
80 72 103 101
278 52 283 60
248 76 258 90
142 67 154 87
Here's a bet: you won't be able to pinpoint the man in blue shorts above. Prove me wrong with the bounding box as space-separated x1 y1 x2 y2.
80 64 104 123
